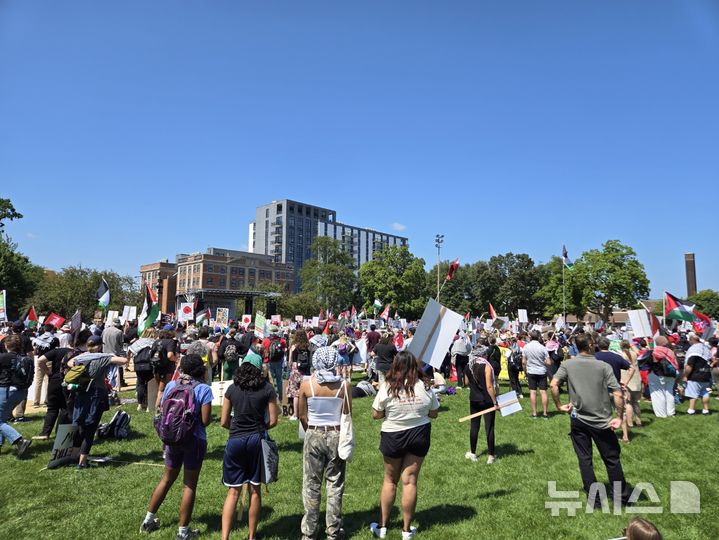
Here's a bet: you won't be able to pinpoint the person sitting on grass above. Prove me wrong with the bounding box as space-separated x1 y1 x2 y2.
220 351 279 540
0 335 33 458
370 351 440 540
140 354 213 540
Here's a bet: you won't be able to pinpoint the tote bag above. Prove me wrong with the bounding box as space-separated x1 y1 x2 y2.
338 382 354 461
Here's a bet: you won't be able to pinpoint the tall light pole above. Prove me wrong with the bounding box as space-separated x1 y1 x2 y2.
435 234 444 299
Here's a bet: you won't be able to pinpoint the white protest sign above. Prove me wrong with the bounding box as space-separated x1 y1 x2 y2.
400 318 408 329
555 316 565 331
121 305 131 324
355 338 368 364
518 309 529 323
48 424 80 469
128 306 137 321
178 303 194 322
241 314 252 328
311 316 320 328
497 391 522 417
295 315 304 322
407 299 463 370
216 308 229 327
212 381 232 406
627 309 652 338
105 310 119 324
531 324 543 333
271 314 281 325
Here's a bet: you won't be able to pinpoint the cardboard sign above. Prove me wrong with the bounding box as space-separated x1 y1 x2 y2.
294 315 304 322
178 303 194 322
407 299 463 370
627 309 652 338
518 309 529 323
216 308 229 327
48 424 80 469
254 312 266 338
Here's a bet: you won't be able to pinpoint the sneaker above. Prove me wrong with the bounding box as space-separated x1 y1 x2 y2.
289 416 298 422
370 522 387 538
530 415 538 419
402 526 417 539
175 529 200 540
687 409 696 415
140 517 161 534
32 402 41 408
464 451 478 462
542 415 549 420
486 455 496 465
12 416 27 423
702 410 710 415
138 404 144 412
32 435 50 441
15 438 32 459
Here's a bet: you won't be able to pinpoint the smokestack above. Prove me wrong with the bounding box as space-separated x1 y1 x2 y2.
684 253 697 298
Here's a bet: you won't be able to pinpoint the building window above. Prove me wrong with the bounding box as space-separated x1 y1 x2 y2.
207 277 213 286
248 269 256 278
207 264 214 272
219 265 226 273
238 268 245 277
230 279 238 288
219 277 226 287
230 266 237 275
277 203 282 213
265 208 269 218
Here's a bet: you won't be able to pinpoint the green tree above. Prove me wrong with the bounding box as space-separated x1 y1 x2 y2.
0 236 44 319
535 256 587 319
277 292 323 320
688 289 719 319
28 266 141 320
359 246 427 319
486 253 544 317
573 240 650 322
299 237 357 310
426 261 474 316
0 198 23 230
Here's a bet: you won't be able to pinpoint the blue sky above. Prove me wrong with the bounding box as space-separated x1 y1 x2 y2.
2 1 718 298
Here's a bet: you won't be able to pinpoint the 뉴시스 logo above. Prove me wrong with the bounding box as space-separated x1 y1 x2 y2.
545 481 700 516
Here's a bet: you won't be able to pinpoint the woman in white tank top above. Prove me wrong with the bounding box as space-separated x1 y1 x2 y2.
298 345 352 540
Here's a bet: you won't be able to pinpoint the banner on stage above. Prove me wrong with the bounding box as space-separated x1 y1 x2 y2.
48 424 80 469
407 299 463 370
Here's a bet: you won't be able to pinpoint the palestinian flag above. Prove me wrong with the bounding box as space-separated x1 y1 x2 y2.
380 304 391 320
562 245 574 270
447 258 459 281
360 307 367 319
464 311 470 322
194 298 210 326
137 283 160 335
96 278 110 309
693 310 714 339
649 312 663 340
489 303 498 320
664 292 695 322
350 305 357 321
393 332 404 350
25 306 38 328
373 298 382 311
394 310 399 320
322 320 330 335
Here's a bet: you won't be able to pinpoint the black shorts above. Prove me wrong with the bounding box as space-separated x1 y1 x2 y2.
380 423 431 459
527 373 548 390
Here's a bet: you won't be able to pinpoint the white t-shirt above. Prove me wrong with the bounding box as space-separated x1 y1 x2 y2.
523 340 549 375
372 380 440 433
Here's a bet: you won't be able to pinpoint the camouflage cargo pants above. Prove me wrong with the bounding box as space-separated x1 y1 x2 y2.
301 429 346 540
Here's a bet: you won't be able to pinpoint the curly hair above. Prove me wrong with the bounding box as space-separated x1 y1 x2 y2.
385 350 429 399
292 329 309 349
180 354 206 380
233 362 267 390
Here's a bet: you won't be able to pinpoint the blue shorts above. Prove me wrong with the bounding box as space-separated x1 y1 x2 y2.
165 436 207 471
337 354 350 366
223 432 264 486
685 380 711 399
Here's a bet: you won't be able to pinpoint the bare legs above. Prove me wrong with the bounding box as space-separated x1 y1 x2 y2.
147 466 201 528
529 389 549 416
222 484 260 540
378 454 424 533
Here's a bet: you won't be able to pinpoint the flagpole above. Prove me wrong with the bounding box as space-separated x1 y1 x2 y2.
562 261 566 321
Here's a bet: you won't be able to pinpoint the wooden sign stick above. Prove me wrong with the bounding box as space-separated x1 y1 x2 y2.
458 399 519 422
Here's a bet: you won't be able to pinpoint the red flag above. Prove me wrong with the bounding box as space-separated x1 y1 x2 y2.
649 312 662 338
380 304 391 320
447 258 459 281
464 311 470 322
319 309 324 320
489 303 498 320
693 310 713 338
322 321 330 335
350 305 357 320
394 332 404 350
44 313 66 329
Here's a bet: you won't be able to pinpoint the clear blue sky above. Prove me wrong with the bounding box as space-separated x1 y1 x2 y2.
2 1 718 298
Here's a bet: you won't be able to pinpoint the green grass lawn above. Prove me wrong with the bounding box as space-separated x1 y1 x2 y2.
1 381 716 540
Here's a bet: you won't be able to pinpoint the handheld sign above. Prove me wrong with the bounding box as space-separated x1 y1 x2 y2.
407 299 463 370
458 391 522 422
48 424 80 469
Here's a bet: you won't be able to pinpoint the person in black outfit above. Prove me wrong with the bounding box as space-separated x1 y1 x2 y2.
34 346 76 439
463 357 498 464
507 338 524 398
485 337 503 379
372 333 397 382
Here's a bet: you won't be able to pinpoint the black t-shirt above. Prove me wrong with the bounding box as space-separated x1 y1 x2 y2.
687 355 712 383
291 346 312 376
218 337 241 361
464 363 494 404
159 338 177 362
225 381 277 438
595 351 630 384
373 343 397 373
0 352 17 387
42 347 73 378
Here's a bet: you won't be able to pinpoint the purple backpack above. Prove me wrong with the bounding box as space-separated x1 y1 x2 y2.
154 379 199 446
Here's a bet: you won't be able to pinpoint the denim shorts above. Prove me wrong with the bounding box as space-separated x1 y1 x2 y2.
685 380 711 399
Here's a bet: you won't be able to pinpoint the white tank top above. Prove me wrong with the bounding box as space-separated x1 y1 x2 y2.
307 378 344 427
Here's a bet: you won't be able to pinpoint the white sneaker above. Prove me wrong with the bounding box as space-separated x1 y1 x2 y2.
370 522 387 538
487 455 496 464
687 409 696 415
402 526 418 539
464 451 477 462
289 416 298 422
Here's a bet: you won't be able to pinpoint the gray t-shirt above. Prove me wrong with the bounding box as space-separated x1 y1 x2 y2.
73 352 114 388
554 354 620 429
523 341 549 375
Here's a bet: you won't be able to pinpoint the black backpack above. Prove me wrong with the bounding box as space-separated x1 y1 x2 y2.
133 346 154 374
269 338 284 362
150 341 169 370
237 333 253 356
296 348 311 371
10 355 34 389
224 341 241 364
98 410 131 439
510 349 524 371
